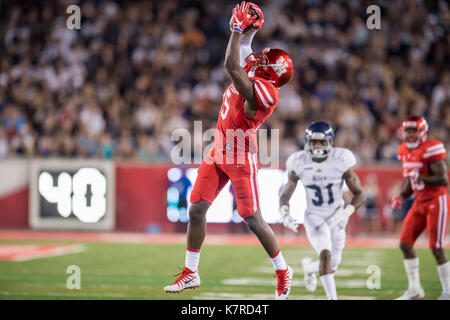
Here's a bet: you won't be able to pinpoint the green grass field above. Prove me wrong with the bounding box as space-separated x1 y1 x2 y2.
0 239 447 300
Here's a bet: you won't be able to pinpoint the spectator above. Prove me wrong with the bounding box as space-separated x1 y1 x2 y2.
0 0 448 164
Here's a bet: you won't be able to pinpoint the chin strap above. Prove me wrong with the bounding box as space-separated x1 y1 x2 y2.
406 141 420 149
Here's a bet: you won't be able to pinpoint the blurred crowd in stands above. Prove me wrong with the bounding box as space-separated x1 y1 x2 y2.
0 0 449 164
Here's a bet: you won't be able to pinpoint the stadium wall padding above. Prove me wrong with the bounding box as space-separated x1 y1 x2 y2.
0 159 29 228
0 160 449 232
115 164 174 232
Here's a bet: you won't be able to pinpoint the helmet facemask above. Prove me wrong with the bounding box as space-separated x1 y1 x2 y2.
403 127 420 149
244 50 269 77
401 117 428 149
305 134 333 160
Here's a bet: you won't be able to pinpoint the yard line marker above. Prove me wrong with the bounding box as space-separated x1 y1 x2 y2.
0 244 85 262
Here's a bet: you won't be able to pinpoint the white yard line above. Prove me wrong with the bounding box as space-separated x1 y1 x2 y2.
12 244 86 262
222 277 369 289
194 292 376 300
0 291 127 298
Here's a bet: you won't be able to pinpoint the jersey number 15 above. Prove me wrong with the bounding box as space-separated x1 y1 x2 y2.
220 88 232 120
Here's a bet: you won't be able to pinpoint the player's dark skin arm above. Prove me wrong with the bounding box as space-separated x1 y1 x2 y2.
343 168 366 210
279 172 299 208
224 31 257 118
418 160 448 186
399 178 413 200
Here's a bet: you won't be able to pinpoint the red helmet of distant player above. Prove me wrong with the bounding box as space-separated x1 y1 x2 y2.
401 116 429 149
244 48 294 88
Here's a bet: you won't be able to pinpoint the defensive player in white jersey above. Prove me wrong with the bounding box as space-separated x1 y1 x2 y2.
279 121 366 300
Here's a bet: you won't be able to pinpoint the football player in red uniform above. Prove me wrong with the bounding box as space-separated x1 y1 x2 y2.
164 2 295 299
392 116 450 300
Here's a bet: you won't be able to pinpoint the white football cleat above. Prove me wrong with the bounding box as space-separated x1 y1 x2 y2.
302 257 317 292
274 266 293 300
164 267 200 293
437 292 450 300
395 287 425 300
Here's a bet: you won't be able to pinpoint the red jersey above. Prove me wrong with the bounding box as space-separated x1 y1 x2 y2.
213 77 279 164
397 139 448 201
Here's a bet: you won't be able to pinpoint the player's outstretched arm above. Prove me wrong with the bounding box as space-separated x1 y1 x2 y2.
418 160 448 186
225 2 258 116
399 178 413 199
343 167 366 210
279 171 300 233
392 178 413 209
328 168 365 229
279 171 299 208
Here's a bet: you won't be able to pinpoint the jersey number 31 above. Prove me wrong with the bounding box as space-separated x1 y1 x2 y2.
306 184 334 207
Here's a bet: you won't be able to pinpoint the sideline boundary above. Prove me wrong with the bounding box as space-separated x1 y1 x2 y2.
0 229 436 248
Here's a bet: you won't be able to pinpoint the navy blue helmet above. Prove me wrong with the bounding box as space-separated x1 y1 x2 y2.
304 121 334 160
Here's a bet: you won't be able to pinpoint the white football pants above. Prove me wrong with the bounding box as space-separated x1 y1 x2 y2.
303 212 347 271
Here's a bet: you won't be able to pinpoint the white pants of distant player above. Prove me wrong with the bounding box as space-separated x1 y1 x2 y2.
302 211 346 300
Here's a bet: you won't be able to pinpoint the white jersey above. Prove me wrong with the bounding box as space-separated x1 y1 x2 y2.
286 147 357 218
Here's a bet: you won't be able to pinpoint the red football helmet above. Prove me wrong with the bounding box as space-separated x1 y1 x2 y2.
244 48 294 88
401 116 428 149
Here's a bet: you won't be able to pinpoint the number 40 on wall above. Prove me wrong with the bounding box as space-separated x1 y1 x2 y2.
38 168 107 223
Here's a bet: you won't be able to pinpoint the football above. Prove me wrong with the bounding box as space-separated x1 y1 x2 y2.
248 6 259 22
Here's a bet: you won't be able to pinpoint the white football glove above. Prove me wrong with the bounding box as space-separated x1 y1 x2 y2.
328 204 355 229
280 205 299 233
